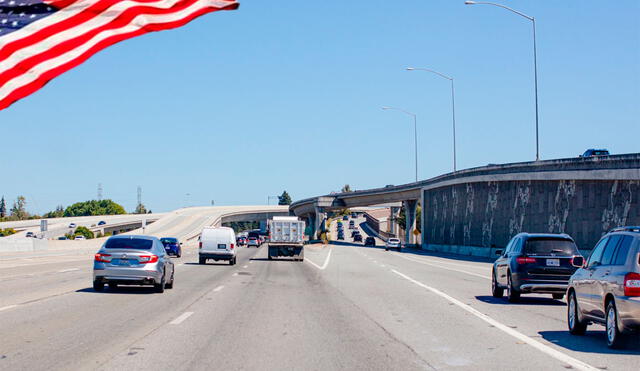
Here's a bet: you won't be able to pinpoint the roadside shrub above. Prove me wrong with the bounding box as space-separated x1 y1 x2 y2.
74 226 94 240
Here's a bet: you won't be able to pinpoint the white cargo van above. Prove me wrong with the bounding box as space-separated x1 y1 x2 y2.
199 227 237 265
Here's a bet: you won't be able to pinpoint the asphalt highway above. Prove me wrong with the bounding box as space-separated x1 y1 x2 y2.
0 241 638 370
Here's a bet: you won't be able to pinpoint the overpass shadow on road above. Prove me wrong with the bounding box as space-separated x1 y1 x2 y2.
538 330 640 354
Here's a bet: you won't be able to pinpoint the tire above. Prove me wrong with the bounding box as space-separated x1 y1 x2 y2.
567 291 587 335
199 257 206 265
552 293 564 300
154 275 165 293
165 272 174 289
506 273 520 302
491 270 504 298
93 280 104 292
109 282 118 290
606 301 625 348
268 255 273 260
230 257 236 265
385 247 389 251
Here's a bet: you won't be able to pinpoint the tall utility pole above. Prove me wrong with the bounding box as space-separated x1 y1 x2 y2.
97 183 103 201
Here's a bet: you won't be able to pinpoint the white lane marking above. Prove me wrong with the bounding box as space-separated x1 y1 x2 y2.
232 273 238 276
0 305 18 312
213 285 224 292
243 265 248 268
305 247 333 270
391 269 598 371
395 254 490 280
169 312 194 325
58 268 79 273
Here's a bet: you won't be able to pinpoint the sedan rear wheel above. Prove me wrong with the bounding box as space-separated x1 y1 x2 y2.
567 291 587 335
154 275 165 293
506 273 520 303
93 280 104 292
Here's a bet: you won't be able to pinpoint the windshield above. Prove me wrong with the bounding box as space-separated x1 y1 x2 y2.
524 238 578 256
105 238 153 250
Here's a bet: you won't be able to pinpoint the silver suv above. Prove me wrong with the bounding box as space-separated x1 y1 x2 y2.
566 226 640 348
93 235 175 293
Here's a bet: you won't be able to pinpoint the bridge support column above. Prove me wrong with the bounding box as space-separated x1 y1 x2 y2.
403 200 417 246
389 206 401 237
314 206 326 240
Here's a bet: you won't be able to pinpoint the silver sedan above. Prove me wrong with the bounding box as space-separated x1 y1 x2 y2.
93 235 175 293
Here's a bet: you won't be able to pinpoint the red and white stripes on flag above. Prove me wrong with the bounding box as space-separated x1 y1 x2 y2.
0 0 239 111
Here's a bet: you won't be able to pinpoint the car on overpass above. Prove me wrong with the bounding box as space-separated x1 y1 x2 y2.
93 235 175 293
567 226 640 348
491 233 582 302
580 148 610 157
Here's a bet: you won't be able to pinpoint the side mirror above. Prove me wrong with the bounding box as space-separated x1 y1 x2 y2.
495 249 503 256
571 256 585 268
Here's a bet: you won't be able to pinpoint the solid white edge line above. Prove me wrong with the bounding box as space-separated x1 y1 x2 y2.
213 285 224 292
169 311 194 325
57 268 79 273
305 246 333 270
395 254 490 280
391 269 598 371
0 305 18 312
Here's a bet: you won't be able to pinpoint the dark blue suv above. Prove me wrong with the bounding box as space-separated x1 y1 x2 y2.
491 233 584 302
160 237 182 257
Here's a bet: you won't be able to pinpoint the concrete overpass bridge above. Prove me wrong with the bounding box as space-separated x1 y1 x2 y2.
290 153 640 255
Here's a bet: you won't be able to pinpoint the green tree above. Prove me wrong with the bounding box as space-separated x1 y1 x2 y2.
74 226 95 239
395 203 422 233
0 196 6 218
134 203 148 214
341 184 352 193
10 196 28 220
43 205 65 219
278 191 292 205
64 199 126 217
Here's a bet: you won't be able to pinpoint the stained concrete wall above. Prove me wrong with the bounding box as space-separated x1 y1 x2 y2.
423 178 639 253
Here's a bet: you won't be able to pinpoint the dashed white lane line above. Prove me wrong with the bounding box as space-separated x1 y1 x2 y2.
305 247 333 270
0 305 18 312
169 312 194 325
395 254 490 280
213 285 224 292
232 273 238 276
58 268 79 273
243 265 248 269
391 269 598 371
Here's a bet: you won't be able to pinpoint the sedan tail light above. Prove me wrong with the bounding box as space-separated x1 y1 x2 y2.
516 256 536 264
199 242 202 249
94 253 112 263
624 272 640 296
138 255 159 264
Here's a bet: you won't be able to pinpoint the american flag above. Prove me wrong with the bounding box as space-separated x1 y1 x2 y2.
0 0 239 110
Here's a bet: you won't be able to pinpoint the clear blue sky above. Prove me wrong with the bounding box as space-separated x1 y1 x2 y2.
1 0 639 214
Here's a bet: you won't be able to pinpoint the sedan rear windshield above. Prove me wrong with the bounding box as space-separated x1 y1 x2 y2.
105 238 153 250
160 238 177 244
524 238 578 256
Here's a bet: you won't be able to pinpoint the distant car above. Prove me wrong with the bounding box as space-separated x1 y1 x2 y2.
342 215 348 221
491 233 583 302
93 235 174 293
364 237 376 246
580 148 610 157
97 221 106 226
385 238 402 251
69 223 77 228
337 233 344 241
567 226 640 348
247 237 260 247
353 234 363 242
25 231 35 238
58 236 68 240
237 236 247 246
351 212 357 218
351 230 360 238
160 237 182 257
74 235 86 240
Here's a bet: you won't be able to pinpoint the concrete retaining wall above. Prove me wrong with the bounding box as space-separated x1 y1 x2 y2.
423 179 640 253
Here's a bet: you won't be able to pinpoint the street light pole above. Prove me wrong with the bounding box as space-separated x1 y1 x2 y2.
465 1 540 161
382 106 418 182
406 67 457 172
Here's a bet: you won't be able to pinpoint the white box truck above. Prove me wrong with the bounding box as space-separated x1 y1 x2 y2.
267 216 305 261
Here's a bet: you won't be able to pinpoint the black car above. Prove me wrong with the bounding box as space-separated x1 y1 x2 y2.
351 230 361 238
364 237 375 246
353 234 363 242
342 215 348 221
580 148 609 157
337 233 344 240
492 233 583 302
97 221 106 226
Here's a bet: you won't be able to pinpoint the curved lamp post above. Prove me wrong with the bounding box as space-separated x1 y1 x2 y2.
382 106 418 182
